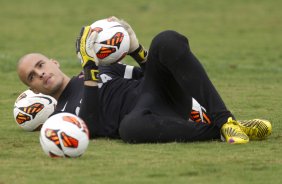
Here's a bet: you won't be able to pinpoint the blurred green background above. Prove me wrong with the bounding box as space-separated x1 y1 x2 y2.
0 0 281 183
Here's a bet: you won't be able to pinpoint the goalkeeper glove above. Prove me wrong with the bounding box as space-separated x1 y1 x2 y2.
108 16 148 63
76 26 99 82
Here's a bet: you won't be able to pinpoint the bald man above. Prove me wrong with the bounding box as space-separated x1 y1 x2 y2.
17 21 271 143
18 53 70 99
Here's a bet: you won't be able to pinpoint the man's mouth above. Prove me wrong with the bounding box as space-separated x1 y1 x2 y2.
43 75 52 85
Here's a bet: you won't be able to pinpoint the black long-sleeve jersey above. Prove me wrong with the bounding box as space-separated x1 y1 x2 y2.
54 63 144 138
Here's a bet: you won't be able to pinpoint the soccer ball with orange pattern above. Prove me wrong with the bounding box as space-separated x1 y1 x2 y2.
39 112 89 158
90 18 130 65
13 89 57 131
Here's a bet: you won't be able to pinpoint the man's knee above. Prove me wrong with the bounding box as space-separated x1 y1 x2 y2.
149 30 191 66
151 30 190 53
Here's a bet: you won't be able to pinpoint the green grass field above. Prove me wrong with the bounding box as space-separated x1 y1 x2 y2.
0 0 282 183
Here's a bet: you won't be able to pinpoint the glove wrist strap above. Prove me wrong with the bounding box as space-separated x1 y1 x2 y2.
84 64 99 82
129 44 148 64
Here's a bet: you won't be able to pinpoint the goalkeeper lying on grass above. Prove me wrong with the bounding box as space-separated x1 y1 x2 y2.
17 17 272 144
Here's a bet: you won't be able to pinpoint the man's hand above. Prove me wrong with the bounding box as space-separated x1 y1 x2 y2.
76 26 100 67
108 16 139 54
76 26 99 82
108 16 148 64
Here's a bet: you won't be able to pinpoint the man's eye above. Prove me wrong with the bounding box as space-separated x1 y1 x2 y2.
29 74 34 82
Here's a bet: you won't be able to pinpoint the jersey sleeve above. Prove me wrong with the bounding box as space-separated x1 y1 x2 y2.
99 62 144 80
123 64 144 80
79 86 100 138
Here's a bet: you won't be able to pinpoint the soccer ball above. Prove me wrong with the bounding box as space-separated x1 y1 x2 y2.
90 19 130 65
13 89 57 131
40 112 89 158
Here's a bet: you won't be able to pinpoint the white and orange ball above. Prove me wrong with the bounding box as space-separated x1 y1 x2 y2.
13 89 57 131
90 19 130 65
39 112 89 158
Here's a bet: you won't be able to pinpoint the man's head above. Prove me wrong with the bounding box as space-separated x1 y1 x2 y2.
17 53 70 99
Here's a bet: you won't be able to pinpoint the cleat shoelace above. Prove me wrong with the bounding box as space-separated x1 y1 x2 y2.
237 119 271 139
221 118 249 143
224 126 249 140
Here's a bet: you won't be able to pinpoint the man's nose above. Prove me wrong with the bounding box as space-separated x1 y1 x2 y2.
35 69 45 79
39 72 45 79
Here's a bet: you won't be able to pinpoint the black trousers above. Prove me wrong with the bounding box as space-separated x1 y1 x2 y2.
119 30 234 143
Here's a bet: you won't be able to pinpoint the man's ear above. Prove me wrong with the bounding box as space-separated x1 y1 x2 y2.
29 88 40 94
50 59 60 67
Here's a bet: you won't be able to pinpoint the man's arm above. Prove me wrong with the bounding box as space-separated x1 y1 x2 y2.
76 26 101 138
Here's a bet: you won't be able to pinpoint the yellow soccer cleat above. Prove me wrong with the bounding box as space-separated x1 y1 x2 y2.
237 119 272 140
221 117 249 144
